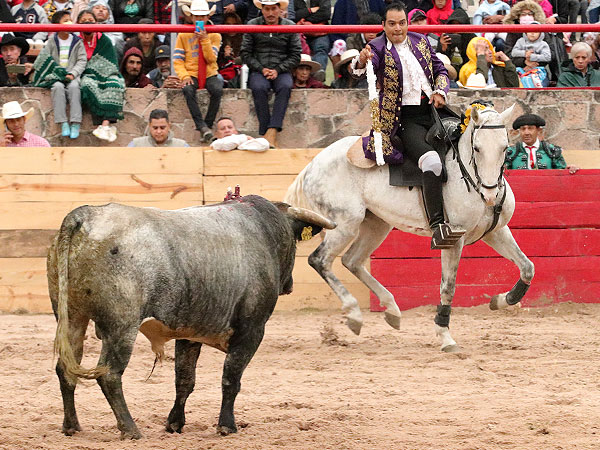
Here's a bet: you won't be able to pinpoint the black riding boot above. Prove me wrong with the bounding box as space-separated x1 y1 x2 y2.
422 171 465 250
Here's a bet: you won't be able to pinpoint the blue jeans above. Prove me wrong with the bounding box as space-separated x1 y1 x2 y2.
305 35 329 71
248 71 293 135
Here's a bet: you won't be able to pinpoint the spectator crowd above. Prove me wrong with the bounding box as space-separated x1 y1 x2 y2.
0 0 599 147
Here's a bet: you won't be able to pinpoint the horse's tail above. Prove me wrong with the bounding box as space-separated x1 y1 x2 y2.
285 162 313 210
54 208 109 385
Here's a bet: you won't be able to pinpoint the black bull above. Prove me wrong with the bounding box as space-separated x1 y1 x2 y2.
48 195 335 440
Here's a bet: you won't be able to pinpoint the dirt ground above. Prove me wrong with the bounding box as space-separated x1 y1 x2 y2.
1 303 599 450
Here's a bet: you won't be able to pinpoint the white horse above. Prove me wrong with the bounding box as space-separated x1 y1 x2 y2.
285 104 534 352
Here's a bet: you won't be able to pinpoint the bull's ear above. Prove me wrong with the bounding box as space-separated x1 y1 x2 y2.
290 220 324 242
272 201 291 214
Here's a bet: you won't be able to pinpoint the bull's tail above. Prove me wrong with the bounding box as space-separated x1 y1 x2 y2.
285 162 313 211
54 210 108 384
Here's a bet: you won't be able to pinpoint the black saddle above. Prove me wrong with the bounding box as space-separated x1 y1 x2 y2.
389 106 461 187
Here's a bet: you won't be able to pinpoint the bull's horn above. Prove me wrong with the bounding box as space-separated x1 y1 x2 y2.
287 207 336 230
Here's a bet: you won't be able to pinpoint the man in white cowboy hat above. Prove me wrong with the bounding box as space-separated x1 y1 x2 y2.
0 33 33 87
240 0 301 148
174 0 223 143
0 101 50 147
292 54 327 88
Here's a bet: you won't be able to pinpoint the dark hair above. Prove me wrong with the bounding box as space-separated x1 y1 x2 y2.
149 109 169 122
383 2 407 22
138 17 153 25
360 12 383 25
216 117 235 126
76 9 97 23
51 10 71 24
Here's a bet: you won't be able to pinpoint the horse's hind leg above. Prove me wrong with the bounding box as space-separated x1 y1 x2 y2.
309 221 363 334
341 211 401 330
482 225 535 310
436 239 465 353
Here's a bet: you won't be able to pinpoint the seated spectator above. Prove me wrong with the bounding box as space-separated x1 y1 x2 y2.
120 46 153 87
583 32 600 63
43 0 74 22
426 0 453 32
331 48 367 88
409 8 438 47
557 41 600 86
293 54 327 88
436 52 458 86
0 33 33 87
148 45 182 88
11 0 49 41
589 0 600 23
77 9 125 142
404 0 433 13
346 12 381 51
511 21 551 70
436 8 475 75
217 11 243 88
128 109 189 146
109 0 153 24
208 0 247 24
89 0 125 56
122 17 161 75
473 0 510 51
459 37 520 87
210 116 269 152
0 101 51 147
294 0 331 80
31 10 86 139
536 0 554 17
174 0 223 143
240 0 301 148
505 113 577 173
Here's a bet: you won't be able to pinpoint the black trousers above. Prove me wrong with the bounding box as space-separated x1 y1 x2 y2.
397 94 436 166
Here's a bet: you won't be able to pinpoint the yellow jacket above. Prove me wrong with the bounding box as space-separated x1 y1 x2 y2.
173 32 221 81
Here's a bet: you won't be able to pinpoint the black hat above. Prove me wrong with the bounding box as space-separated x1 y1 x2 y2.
409 9 427 23
512 113 546 130
154 45 171 61
0 33 29 56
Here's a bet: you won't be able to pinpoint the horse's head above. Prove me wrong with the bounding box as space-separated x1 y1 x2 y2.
467 103 515 206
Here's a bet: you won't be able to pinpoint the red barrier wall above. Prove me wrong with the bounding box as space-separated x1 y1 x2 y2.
370 169 600 311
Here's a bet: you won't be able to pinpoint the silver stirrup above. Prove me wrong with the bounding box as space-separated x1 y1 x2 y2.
431 223 466 250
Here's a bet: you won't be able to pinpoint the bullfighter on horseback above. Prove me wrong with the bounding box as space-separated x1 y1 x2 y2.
350 1 466 250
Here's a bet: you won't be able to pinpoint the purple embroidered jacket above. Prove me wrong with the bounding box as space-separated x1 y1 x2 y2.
362 32 450 164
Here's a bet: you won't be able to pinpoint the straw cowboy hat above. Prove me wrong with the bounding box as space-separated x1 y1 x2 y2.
182 0 216 16
0 101 34 123
334 48 360 73
297 54 321 73
253 0 289 9
436 52 457 81
457 73 492 90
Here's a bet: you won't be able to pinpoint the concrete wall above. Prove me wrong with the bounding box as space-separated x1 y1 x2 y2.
2 87 599 150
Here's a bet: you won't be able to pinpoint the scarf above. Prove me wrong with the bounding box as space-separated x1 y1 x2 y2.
80 32 101 60
31 50 68 88
79 33 125 120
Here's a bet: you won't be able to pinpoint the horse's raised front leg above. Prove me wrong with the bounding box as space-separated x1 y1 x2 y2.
309 222 363 334
482 225 535 310
435 239 464 353
341 211 401 330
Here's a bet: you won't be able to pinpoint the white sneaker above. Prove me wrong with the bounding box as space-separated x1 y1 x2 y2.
93 125 111 141
108 126 117 143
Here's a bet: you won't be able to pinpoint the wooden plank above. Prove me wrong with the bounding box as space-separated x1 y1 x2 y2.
373 229 600 259
0 200 202 230
0 258 46 286
203 175 296 203
203 148 321 176
0 174 202 202
557 152 600 169
370 282 600 310
371 256 600 286
505 169 600 177
509 202 600 229
0 147 202 174
506 174 600 202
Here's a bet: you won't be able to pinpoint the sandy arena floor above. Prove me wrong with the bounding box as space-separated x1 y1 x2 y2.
1 303 599 450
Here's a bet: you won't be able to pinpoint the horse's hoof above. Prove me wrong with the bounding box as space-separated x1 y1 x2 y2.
384 312 401 330
489 294 507 311
441 344 461 353
346 317 362 335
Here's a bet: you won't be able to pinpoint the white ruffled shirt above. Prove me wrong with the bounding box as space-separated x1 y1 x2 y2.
351 37 446 105
210 134 269 152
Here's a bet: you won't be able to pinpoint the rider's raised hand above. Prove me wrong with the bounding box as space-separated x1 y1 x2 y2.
358 44 373 67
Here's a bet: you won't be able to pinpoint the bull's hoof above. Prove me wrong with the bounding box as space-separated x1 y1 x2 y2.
165 421 184 434
384 312 401 330
441 344 461 353
346 317 362 335
62 424 82 436
216 424 237 435
120 428 142 440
